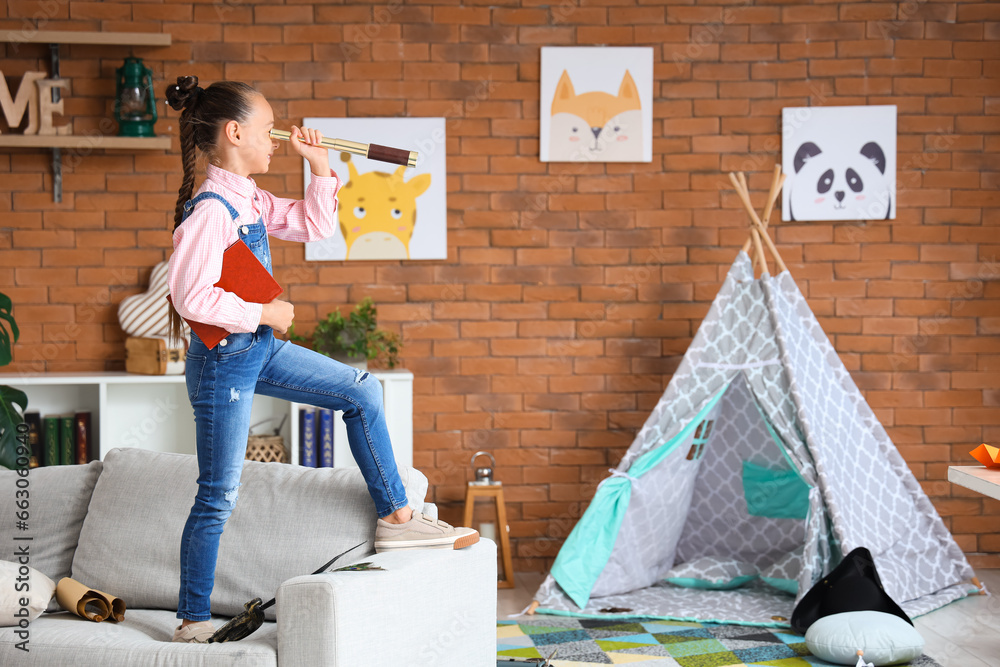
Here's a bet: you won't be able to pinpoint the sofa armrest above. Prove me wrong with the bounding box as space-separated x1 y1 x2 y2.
275 539 497 667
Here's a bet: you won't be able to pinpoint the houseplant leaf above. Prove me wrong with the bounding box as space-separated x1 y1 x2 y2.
0 385 28 470
0 291 26 470
0 291 19 367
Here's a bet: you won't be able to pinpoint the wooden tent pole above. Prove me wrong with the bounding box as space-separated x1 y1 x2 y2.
739 169 754 255
729 172 789 274
741 165 785 258
730 172 768 275
738 172 770 276
750 166 786 272
750 228 767 277
739 175 758 256
761 164 785 229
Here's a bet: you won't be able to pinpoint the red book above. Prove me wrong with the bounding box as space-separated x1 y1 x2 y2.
166 239 283 351
75 411 93 464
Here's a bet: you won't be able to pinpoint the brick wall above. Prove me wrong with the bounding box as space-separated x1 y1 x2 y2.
1 1 997 572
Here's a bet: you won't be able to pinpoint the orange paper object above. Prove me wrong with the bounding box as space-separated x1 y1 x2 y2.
970 443 1000 469
55 577 126 622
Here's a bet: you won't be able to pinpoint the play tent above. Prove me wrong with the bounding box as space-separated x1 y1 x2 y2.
530 171 979 626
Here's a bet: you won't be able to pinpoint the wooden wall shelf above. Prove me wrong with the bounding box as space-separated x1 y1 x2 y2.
0 29 172 201
0 135 170 150
0 30 171 47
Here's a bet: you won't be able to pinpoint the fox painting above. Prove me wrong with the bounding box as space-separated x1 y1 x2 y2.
549 69 644 162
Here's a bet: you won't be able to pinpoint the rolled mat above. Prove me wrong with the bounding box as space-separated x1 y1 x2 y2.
56 577 126 622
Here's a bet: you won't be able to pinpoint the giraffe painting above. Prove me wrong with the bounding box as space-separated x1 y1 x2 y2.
302 116 447 262
337 153 432 260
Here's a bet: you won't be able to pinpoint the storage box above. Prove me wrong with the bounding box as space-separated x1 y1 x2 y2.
124 336 187 375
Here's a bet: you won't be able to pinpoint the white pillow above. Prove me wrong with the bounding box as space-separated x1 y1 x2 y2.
805 610 924 666
0 560 56 626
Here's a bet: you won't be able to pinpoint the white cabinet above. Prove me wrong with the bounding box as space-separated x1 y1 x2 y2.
4 370 413 469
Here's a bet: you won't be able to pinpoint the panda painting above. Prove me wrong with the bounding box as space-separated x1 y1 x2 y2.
782 105 896 222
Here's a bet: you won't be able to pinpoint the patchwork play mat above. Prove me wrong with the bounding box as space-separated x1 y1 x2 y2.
497 616 942 667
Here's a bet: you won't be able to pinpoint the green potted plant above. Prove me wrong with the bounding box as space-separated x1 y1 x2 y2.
288 297 401 370
0 291 27 470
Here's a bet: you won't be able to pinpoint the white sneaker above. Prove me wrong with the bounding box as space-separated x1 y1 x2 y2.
172 620 215 643
374 511 479 553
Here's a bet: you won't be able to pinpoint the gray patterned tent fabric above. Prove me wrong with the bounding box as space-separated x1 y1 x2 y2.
533 253 976 626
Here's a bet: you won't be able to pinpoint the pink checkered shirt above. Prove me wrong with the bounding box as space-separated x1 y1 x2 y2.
168 163 342 333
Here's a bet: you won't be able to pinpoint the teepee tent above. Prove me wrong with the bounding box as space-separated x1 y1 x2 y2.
530 168 980 626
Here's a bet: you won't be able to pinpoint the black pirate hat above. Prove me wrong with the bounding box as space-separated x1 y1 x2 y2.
790 546 912 634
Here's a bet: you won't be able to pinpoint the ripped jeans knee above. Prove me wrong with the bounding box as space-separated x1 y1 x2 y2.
353 367 370 384
223 482 242 508
192 481 242 518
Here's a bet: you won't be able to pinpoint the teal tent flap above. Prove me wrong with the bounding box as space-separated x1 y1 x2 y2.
742 460 810 520
742 384 812 520
549 478 632 609
550 384 729 609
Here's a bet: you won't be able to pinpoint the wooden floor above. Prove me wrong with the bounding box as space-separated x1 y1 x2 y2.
498 570 1000 667
912 568 999 667
497 571 545 619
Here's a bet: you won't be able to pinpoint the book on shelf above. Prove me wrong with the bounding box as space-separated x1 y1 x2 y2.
59 414 75 465
23 411 42 468
299 407 316 468
37 411 95 466
43 415 59 466
318 408 333 468
75 411 94 464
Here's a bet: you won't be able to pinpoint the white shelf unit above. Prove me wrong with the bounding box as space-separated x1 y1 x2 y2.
3 370 413 469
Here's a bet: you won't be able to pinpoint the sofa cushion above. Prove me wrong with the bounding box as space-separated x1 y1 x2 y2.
0 608 277 666
71 448 428 621
0 461 102 583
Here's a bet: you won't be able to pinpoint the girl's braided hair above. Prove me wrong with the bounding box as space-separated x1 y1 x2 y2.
163 75 259 345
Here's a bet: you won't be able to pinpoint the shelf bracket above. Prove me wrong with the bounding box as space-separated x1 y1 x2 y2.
49 43 63 203
51 147 62 203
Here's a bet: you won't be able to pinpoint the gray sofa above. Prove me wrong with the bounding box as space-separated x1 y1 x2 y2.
0 447 497 666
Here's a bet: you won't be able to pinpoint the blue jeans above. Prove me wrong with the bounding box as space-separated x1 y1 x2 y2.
175 193 409 621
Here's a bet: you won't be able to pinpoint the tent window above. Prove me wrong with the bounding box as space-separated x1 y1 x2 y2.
686 419 714 461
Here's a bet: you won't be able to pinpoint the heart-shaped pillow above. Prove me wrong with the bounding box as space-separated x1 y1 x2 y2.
118 261 190 341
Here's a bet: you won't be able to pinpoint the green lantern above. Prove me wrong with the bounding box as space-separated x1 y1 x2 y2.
115 57 157 137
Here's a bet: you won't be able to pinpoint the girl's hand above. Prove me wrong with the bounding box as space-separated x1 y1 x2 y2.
289 125 330 176
261 298 295 334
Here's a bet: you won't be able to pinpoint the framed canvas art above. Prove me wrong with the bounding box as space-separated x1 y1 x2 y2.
302 117 446 261
782 105 896 221
540 46 653 163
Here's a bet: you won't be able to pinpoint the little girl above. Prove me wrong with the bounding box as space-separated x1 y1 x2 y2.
163 76 477 644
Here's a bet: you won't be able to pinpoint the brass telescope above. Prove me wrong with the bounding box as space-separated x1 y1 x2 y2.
269 129 418 168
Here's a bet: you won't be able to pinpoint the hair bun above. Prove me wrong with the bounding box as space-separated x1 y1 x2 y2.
165 76 202 112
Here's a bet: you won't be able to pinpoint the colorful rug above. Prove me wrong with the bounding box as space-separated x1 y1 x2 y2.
497 616 942 666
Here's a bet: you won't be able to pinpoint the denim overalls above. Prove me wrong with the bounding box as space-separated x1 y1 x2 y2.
176 191 409 622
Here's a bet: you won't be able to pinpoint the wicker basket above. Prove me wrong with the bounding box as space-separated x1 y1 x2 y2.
246 435 288 464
